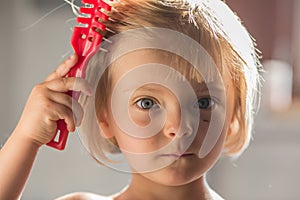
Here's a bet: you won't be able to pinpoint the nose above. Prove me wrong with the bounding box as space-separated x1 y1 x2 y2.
163 104 193 138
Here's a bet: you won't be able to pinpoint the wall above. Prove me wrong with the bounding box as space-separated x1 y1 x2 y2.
0 0 13 144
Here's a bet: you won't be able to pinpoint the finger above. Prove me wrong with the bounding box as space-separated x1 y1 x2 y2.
45 77 94 96
45 53 78 82
48 101 76 132
47 92 84 127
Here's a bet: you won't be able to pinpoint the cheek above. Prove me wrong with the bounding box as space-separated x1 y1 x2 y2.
192 102 232 158
110 121 159 154
193 112 228 149
117 136 162 154
129 108 151 127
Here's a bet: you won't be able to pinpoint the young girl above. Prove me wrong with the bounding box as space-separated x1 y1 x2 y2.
0 0 262 199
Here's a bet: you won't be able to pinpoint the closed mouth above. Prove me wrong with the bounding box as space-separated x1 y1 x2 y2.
160 153 194 158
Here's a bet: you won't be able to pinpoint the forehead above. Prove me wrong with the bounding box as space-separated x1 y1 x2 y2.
111 49 177 78
110 49 226 87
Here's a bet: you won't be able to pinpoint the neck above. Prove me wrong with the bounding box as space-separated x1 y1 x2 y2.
119 174 213 200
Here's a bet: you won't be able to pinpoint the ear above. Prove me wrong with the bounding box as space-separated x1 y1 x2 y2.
97 111 114 139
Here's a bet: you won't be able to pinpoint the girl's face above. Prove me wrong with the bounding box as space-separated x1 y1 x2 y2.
99 49 235 186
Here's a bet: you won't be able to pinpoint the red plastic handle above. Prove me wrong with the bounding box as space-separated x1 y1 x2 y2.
46 120 69 150
45 61 84 150
46 85 81 150
46 0 111 150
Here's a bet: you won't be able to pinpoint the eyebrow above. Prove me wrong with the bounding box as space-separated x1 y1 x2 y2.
121 84 164 93
192 81 225 94
120 83 224 96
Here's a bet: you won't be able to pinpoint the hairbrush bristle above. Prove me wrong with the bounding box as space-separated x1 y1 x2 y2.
82 0 112 11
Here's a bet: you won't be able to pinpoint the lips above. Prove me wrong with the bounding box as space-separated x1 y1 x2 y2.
161 153 194 158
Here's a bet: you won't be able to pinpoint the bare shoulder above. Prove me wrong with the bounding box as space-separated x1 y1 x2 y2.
55 192 112 200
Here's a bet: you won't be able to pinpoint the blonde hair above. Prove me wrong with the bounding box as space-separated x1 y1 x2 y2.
80 0 262 163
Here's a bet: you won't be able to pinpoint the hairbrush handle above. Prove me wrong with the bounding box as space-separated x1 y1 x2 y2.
46 0 111 150
46 60 84 150
46 33 103 150
46 120 69 150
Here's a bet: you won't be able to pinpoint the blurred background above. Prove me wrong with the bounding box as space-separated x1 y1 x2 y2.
0 0 299 199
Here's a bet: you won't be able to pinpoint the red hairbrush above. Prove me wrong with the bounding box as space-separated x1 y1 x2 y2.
47 0 112 150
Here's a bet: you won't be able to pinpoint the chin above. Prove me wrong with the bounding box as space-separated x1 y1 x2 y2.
142 161 207 187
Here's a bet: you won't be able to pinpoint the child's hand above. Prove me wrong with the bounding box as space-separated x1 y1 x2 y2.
14 54 93 147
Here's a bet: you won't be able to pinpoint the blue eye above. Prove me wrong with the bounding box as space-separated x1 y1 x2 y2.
136 98 158 110
196 97 215 109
